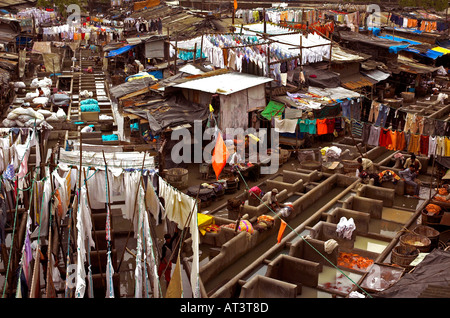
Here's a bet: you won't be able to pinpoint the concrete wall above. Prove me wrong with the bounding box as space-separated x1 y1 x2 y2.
326 207 370 234
239 275 297 298
343 196 384 219
199 218 281 285
310 221 355 250
266 254 322 289
289 237 339 267
357 184 395 207
266 171 305 194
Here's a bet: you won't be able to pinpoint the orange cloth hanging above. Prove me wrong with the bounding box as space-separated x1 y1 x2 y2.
277 220 287 243
211 132 229 180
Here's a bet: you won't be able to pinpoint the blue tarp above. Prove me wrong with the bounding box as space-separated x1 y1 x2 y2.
389 44 410 54
377 34 446 59
107 45 136 57
378 34 420 45
149 70 163 79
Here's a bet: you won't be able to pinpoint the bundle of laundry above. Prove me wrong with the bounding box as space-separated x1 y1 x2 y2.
102 134 118 141
125 72 157 82
336 216 356 240
325 146 342 160
32 96 49 107
2 106 65 128
30 77 52 89
80 98 100 112
51 92 70 106
99 114 114 120
13 82 26 92
79 90 93 98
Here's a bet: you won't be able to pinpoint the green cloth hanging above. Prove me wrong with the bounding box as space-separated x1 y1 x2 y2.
261 100 285 120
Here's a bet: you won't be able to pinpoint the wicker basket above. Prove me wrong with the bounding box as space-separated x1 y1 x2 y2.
399 233 431 253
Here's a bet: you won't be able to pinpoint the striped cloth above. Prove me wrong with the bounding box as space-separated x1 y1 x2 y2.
351 120 363 137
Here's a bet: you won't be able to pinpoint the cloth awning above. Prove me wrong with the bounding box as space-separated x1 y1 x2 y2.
376 249 450 298
106 44 136 58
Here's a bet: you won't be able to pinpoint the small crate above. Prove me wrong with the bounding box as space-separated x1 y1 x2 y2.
81 111 99 122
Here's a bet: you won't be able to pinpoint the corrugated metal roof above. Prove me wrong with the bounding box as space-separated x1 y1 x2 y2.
0 0 36 8
341 73 377 90
362 69 391 82
172 72 272 95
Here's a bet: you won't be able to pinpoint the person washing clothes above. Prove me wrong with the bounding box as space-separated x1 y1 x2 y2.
262 188 280 210
403 154 422 172
399 165 422 198
357 157 375 173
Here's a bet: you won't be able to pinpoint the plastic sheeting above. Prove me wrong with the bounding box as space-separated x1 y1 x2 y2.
375 249 450 298
106 44 136 58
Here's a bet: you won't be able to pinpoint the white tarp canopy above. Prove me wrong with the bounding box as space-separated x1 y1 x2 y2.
172 72 272 95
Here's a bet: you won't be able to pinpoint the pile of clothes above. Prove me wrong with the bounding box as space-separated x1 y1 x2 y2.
424 203 442 216
433 187 450 203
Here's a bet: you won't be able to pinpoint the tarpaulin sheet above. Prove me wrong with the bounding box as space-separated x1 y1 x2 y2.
109 76 157 99
32 41 51 54
303 65 341 88
43 53 60 73
432 46 450 55
377 34 420 45
339 31 410 54
375 249 450 298
123 92 209 135
134 0 160 11
106 44 136 57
